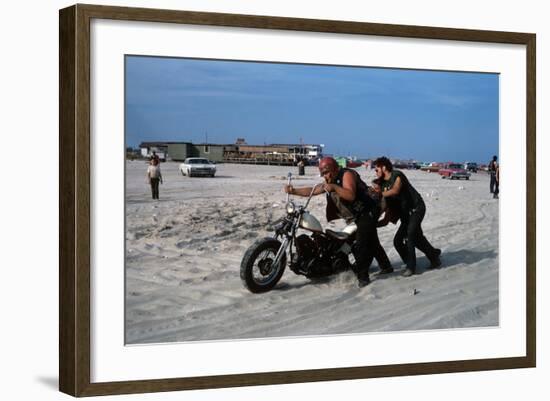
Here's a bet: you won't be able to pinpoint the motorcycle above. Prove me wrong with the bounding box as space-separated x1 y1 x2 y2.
240 172 358 293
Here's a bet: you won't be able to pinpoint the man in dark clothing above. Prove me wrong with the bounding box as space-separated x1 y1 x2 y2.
489 155 499 197
373 157 441 277
284 157 392 287
150 151 161 165
370 178 400 228
493 164 500 199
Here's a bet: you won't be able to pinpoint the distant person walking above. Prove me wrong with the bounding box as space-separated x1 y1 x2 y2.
150 151 160 164
297 158 305 176
147 158 163 200
489 155 499 196
493 164 500 199
373 157 441 277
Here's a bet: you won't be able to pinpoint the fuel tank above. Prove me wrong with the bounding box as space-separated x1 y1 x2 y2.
299 211 323 232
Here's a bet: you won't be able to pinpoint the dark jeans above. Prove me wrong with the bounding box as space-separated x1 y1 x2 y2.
150 178 160 199
394 202 438 272
353 212 384 280
373 237 392 270
490 173 498 194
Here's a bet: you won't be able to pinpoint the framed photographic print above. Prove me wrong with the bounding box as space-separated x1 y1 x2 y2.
59 4 536 397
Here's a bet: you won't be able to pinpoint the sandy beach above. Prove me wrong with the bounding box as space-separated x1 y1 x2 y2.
125 161 499 344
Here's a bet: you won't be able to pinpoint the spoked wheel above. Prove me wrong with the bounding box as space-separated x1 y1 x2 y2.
240 238 287 293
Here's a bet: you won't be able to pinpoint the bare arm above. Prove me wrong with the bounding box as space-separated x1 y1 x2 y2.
284 184 324 197
382 176 402 198
324 171 356 201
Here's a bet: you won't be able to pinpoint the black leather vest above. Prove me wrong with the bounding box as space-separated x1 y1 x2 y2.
325 168 377 222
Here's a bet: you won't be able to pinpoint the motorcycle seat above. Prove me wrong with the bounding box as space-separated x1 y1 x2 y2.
325 229 350 241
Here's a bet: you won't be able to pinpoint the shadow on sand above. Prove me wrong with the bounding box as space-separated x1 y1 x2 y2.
386 248 498 276
435 249 498 269
273 248 497 290
274 276 334 292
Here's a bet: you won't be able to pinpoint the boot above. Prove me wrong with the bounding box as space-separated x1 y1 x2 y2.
357 271 371 288
378 266 394 275
428 249 442 269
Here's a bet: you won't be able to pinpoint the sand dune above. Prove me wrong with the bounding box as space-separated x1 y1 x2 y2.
125 161 498 344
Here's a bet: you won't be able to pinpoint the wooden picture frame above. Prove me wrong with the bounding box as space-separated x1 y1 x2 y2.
59 3 536 397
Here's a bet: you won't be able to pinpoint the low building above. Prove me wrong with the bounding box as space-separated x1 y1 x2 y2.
139 142 173 161
166 143 193 161
223 142 324 165
139 141 235 162
138 140 324 165
271 143 324 161
192 143 237 162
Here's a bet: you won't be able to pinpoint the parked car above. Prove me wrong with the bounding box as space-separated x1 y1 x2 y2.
418 162 430 170
179 158 216 177
464 162 478 173
438 163 471 180
420 162 443 173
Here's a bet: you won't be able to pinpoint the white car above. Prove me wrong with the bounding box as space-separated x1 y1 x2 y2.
179 157 216 177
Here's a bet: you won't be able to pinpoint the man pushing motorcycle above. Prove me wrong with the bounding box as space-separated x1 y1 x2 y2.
284 157 392 287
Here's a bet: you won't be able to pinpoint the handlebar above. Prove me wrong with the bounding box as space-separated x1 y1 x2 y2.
303 182 325 210
286 172 292 204
285 172 327 210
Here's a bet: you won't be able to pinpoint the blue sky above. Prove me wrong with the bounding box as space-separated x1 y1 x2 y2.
125 56 499 163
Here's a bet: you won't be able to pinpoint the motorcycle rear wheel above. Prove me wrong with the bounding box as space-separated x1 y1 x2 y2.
240 237 287 293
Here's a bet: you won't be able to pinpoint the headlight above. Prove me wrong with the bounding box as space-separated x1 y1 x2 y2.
286 201 296 214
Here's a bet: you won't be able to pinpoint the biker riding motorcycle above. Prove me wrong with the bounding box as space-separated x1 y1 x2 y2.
285 157 392 287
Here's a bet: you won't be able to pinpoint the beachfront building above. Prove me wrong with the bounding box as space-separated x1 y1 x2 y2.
223 142 324 165
139 141 174 161
272 143 324 160
138 141 232 162
139 141 195 162
194 143 237 162
167 143 193 161
138 140 324 165
223 144 294 165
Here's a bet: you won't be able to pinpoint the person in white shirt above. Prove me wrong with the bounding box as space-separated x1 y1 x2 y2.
146 158 163 199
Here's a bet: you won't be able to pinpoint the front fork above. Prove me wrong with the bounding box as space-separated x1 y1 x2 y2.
273 211 300 270
272 235 290 268
273 217 299 268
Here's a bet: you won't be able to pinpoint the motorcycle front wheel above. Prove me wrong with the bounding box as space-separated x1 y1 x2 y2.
240 237 287 293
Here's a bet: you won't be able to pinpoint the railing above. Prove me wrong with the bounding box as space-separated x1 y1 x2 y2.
222 157 297 166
